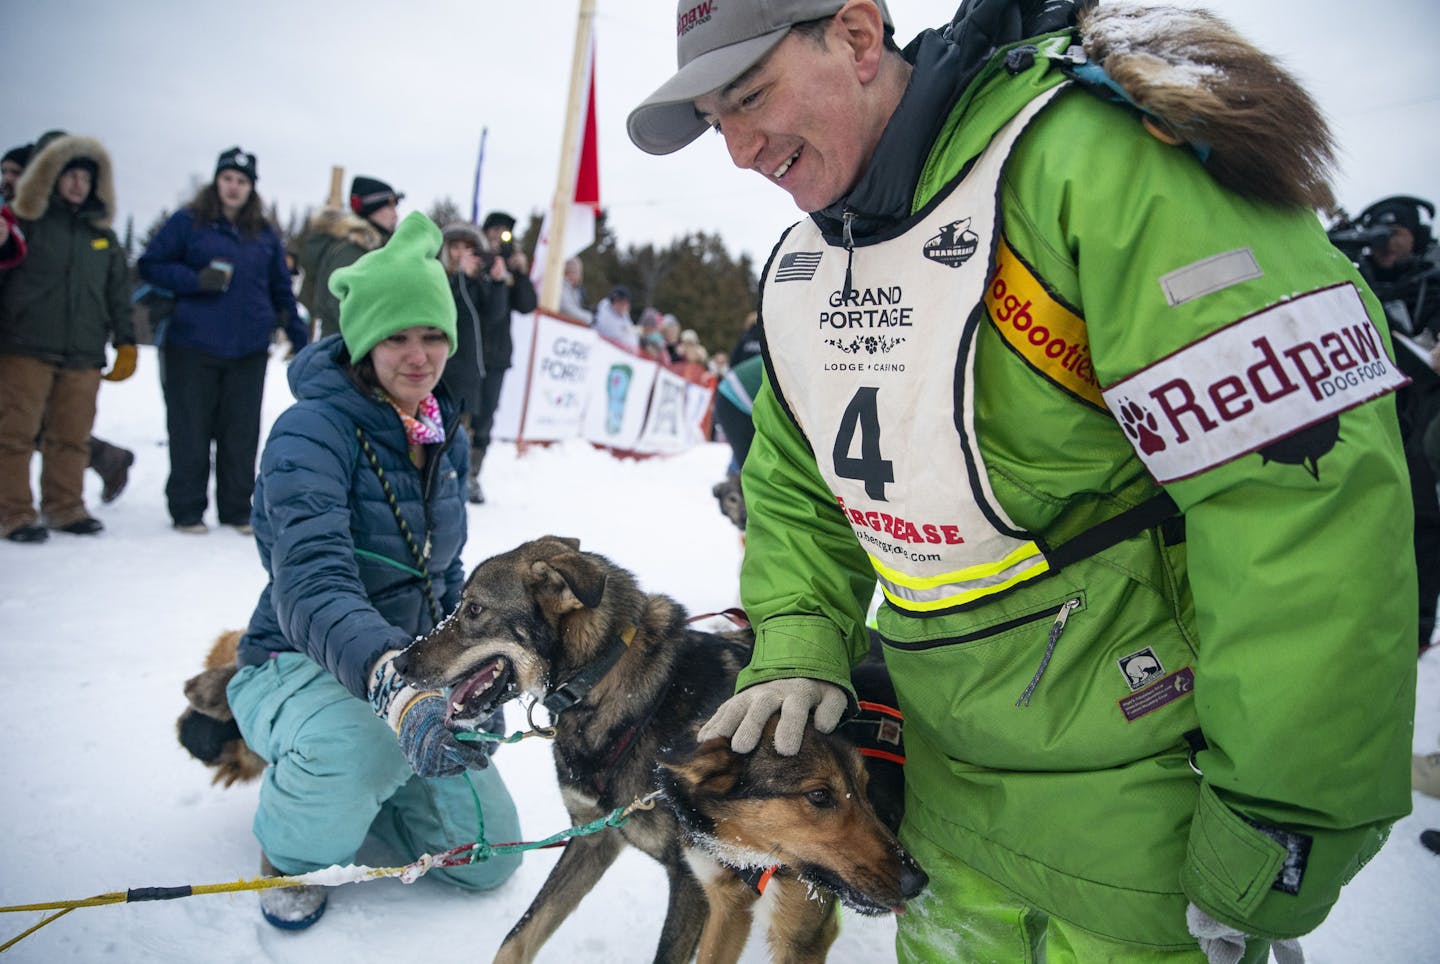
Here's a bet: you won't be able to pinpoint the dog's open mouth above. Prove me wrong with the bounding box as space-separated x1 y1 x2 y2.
444 657 516 728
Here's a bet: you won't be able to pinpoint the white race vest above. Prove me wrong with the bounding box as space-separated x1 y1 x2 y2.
762 89 1063 614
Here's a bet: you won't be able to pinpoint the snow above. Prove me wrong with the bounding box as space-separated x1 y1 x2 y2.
2 345 1438 962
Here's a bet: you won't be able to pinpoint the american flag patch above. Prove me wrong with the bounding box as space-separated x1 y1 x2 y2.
774 251 823 282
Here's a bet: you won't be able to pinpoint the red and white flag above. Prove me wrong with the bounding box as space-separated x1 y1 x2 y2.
532 32 600 286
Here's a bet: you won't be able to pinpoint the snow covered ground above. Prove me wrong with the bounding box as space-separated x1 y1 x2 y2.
2 345 1437 962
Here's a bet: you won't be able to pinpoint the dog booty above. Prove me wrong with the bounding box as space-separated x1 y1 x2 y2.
259 856 329 931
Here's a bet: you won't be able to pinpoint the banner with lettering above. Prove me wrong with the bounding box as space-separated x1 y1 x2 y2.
581 338 659 449
493 310 717 457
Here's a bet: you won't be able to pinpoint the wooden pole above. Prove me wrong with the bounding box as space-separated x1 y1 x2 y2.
539 0 596 313
327 166 345 210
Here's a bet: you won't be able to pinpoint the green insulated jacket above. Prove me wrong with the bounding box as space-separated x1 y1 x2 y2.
0 194 133 368
738 31 1416 950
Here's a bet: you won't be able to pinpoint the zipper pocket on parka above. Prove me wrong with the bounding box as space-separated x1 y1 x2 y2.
882 595 1083 653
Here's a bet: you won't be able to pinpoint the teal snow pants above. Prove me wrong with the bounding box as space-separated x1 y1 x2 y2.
227 653 521 890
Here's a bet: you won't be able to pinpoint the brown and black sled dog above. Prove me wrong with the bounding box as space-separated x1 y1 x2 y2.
176 629 266 787
395 535 926 964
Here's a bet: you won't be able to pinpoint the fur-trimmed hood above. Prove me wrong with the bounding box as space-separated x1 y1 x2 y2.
10 133 117 227
1076 2 1336 211
305 206 384 252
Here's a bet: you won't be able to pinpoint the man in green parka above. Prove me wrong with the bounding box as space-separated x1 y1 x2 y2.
0 131 135 542
629 1 1417 961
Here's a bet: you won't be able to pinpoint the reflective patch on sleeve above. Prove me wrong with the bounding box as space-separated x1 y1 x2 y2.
1101 283 1408 483
1159 248 1262 307
984 237 1105 407
90 238 110 250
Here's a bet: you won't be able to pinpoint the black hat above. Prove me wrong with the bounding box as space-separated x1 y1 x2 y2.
482 210 516 233
2 143 32 168
60 156 99 179
609 284 632 302
350 176 403 219
215 146 258 183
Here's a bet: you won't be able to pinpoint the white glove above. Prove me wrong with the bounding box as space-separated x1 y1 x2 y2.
1187 903 1305 964
698 677 848 755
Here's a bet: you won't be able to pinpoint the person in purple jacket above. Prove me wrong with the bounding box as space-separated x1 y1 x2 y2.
139 147 309 534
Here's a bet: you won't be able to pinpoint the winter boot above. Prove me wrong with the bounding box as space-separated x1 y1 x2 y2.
1422 829 1440 856
1414 752 1440 799
259 855 328 930
5 523 48 543
90 438 135 504
467 447 487 504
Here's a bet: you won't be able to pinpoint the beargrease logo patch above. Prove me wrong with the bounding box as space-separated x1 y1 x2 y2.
923 218 979 267
1099 285 1408 484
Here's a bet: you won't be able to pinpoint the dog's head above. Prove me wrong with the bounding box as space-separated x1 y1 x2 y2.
392 535 628 729
711 475 746 531
176 630 266 787
657 718 928 915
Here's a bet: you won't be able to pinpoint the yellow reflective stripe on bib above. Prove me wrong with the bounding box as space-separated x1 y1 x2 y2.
869 539 1051 612
984 237 1104 408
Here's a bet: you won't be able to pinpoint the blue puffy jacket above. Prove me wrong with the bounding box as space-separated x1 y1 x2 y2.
237 335 470 699
138 209 307 358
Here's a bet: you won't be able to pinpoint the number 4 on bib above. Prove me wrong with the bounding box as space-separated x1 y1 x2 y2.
833 387 894 501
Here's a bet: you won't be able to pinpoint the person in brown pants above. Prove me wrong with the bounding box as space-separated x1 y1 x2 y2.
0 130 135 543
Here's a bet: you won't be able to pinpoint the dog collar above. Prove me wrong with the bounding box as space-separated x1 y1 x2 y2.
541 625 638 716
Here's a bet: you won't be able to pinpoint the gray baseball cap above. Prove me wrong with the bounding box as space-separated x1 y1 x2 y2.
627 0 893 156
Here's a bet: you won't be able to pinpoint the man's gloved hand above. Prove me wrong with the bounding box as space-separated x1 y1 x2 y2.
369 653 490 778
698 677 847 755
196 265 231 292
1186 903 1305 964
101 343 137 382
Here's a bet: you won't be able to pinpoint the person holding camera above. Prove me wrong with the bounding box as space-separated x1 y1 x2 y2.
138 147 308 534
1331 197 1440 651
466 210 536 504
436 222 493 503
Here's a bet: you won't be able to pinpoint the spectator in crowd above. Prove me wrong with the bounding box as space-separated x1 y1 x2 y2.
298 175 402 339
678 328 709 367
729 309 762 366
0 131 135 542
629 0 1415 959
226 212 519 930
714 352 762 476
2 143 32 201
4 136 135 503
708 349 730 377
436 221 491 503
138 147 308 535
660 313 684 363
1338 197 1440 650
468 210 538 505
559 256 592 324
594 284 638 350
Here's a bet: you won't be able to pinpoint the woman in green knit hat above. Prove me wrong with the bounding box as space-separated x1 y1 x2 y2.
225 211 520 930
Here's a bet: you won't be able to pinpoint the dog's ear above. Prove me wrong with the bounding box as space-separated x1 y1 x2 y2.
538 535 582 551
529 553 607 613
658 737 742 797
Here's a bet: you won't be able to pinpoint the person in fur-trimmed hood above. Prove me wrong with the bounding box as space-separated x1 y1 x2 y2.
630 1 1416 960
295 175 402 340
0 130 135 542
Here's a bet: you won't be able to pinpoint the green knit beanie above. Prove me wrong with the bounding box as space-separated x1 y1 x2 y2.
331 210 458 361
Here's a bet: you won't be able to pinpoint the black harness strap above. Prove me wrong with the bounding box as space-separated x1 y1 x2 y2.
541 626 637 716
1043 492 1181 572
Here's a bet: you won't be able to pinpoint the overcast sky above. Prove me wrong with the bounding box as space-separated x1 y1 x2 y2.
7 0 1439 270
